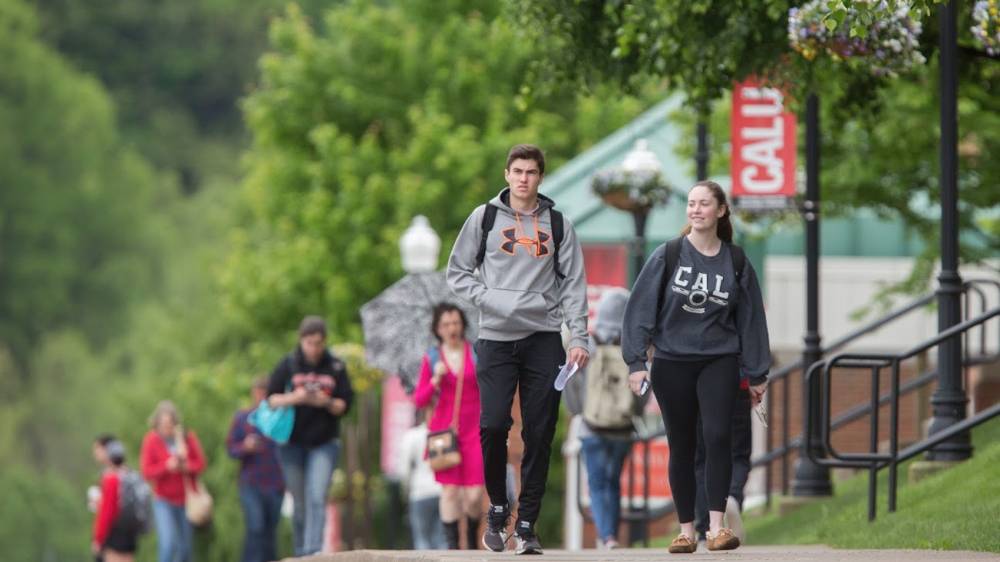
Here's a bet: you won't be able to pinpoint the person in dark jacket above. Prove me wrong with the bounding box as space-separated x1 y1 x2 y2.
622 181 770 554
267 316 354 556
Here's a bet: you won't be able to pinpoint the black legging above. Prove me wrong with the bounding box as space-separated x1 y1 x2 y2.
650 355 739 524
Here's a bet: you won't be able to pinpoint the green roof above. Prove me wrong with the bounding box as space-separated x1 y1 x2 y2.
541 95 690 245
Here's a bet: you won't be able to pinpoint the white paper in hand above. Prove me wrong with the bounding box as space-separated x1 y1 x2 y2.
553 362 579 391
754 401 768 428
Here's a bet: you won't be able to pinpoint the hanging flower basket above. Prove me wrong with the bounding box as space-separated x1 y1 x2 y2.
788 0 926 77
972 0 999 56
591 168 672 213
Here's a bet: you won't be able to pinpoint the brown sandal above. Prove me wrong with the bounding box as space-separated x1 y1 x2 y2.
668 533 697 554
706 528 740 551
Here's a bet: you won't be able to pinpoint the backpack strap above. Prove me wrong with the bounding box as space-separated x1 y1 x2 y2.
475 204 499 271
430 346 464 431
656 237 684 320
449 349 464 431
550 208 565 281
474 203 565 280
729 242 746 285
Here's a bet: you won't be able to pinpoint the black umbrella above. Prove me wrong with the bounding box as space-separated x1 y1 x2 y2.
360 271 479 392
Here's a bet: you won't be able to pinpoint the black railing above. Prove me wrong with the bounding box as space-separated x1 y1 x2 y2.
804 306 1000 521
753 278 999 507
573 279 998 533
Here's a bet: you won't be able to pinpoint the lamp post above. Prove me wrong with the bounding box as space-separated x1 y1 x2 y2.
791 93 832 497
399 215 441 274
384 215 441 547
927 0 971 462
621 140 662 282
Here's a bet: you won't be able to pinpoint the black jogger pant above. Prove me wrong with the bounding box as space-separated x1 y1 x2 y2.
650 355 740 524
695 386 752 535
475 332 565 526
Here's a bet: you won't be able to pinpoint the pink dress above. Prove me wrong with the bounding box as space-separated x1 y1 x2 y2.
413 340 484 486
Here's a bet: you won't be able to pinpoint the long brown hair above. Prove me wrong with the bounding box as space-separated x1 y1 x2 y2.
680 180 734 243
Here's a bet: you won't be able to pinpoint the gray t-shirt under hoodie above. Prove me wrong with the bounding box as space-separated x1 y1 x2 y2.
621 237 771 385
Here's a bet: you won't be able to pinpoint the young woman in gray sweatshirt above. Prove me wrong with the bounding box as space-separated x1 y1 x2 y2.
622 180 770 553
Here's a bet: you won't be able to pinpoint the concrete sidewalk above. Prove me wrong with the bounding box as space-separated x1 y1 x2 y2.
294 546 999 562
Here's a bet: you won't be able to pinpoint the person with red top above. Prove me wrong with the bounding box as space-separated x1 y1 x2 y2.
413 303 485 550
92 437 138 561
140 401 206 562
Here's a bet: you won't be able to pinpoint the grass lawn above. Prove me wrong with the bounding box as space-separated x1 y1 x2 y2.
651 417 1000 552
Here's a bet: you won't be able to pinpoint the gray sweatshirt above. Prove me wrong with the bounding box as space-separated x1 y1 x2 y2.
447 188 589 349
621 237 771 385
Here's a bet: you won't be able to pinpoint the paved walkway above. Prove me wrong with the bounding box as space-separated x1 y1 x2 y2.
295 546 999 562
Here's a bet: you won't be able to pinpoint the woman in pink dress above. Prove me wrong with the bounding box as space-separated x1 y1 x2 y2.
413 302 485 550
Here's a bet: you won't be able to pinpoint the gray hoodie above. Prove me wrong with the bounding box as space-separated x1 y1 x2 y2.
621 237 771 385
447 188 589 349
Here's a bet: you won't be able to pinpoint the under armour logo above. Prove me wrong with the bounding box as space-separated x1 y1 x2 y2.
499 227 550 258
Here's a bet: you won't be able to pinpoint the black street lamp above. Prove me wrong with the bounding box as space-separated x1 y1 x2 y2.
926 0 971 462
696 121 709 181
592 139 671 284
791 93 833 497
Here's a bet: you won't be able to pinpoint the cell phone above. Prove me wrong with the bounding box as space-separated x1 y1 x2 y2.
639 378 650 396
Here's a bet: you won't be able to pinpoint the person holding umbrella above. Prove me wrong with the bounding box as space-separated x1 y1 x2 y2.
412 302 484 549
447 144 590 554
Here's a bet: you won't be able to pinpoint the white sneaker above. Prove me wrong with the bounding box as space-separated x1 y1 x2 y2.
725 495 746 543
595 537 619 550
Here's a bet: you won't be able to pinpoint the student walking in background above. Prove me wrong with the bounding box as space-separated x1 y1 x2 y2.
266 316 354 556
622 180 770 554
412 303 484 550
564 289 642 550
227 377 286 562
140 401 206 562
92 437 142 562
397 410 447 550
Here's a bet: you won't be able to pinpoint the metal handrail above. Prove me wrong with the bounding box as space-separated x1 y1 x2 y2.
755 278 999 503
804 306 1000 521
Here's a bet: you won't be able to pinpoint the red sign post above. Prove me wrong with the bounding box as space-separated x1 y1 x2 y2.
731 79 797 210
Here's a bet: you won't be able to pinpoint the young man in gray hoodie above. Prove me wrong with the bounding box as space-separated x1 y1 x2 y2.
447 144 589 554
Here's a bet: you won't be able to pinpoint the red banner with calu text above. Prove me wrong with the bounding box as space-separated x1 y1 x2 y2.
730 79 797 210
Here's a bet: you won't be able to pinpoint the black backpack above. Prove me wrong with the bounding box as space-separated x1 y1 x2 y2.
474 204 565 280
117 469 153 534
656 236 746 318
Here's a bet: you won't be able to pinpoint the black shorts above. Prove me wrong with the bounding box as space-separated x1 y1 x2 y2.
103 522 138 553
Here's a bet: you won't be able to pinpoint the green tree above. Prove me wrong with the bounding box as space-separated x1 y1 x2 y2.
225 0 654 346
0 0 168 368
33 0 335 191
508 0 999 290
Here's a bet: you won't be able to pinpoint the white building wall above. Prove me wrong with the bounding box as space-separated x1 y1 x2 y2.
765 256 998 356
